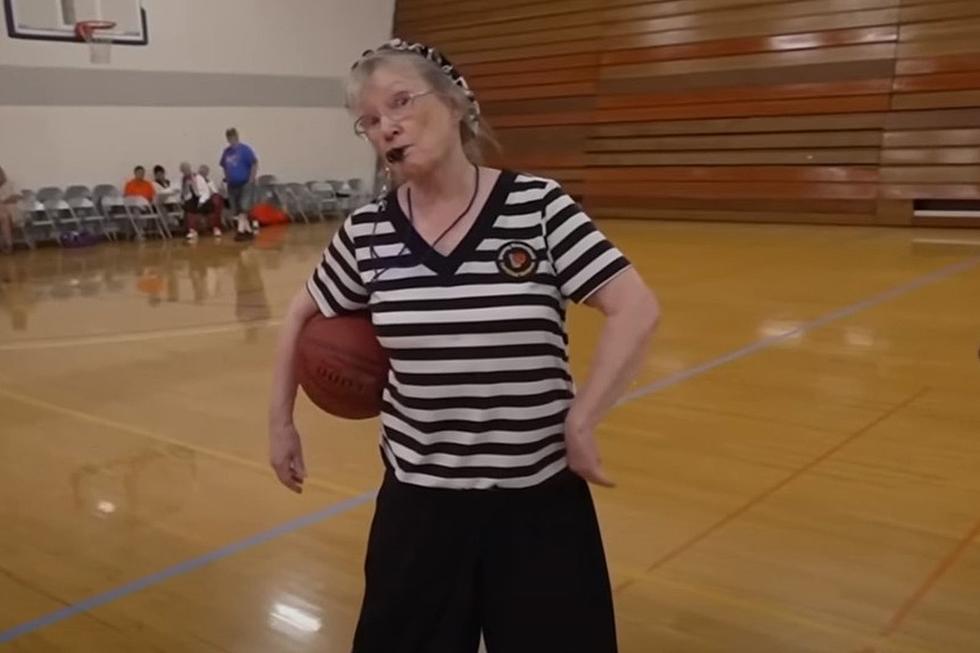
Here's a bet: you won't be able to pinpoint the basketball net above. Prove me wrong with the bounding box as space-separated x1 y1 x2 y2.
75 20 116 65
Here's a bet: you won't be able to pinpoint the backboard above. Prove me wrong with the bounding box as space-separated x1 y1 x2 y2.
4 0 147 45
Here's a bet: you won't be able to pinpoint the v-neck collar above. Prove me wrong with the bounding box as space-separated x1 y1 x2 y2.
385 169 515 277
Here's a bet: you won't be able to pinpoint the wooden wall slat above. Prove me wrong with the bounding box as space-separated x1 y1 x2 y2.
470 67 598 90
588 150 881 166
600 44 898 79
465 54 598 77
896 38 980 59
592 114 888 137
585 166 880 183
883 129 980 148
880 166 980 183
893 71 980 94
402 7 601 43
602 0 899 23
477 83 598 102
897 54 980 76
599 27 898 65
587 132 883 152
423 25 603 56
881 185 980 199
596 80 892 109
891 90 980 111
584 181 878 200
588 207 881 222
392 0 980 226
883 108 980 129
898 0 980 23
899 17 980 43
599 61 895 95
881 148 980 165
586 148 884 166
592 96 892 123
587 196 878 214
397 0 597 31
602 10 901 50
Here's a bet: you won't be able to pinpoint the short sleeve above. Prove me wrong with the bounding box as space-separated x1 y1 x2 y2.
245 145 257 165
307 216 370 317
541 181 631 303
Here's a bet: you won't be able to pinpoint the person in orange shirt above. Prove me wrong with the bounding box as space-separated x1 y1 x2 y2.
123 166 155 202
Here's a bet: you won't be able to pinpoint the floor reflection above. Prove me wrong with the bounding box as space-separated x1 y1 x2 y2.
0 223 333 342
70 444 199 525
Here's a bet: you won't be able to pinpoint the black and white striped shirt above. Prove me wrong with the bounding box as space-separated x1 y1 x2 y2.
307 171 631 489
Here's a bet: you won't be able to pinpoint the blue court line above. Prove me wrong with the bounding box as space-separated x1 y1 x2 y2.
620 255 979 403
1 255 976 644
0 492 377 644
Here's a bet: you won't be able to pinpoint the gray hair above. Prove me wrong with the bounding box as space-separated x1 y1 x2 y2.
347 49 497 165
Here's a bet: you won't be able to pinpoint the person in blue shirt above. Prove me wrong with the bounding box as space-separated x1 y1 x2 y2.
219 128 258 241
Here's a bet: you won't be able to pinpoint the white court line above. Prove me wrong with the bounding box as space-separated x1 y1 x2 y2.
913 238 980 247
0 318 283 351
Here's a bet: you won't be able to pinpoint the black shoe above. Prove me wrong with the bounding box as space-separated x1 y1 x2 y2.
234 230 254 242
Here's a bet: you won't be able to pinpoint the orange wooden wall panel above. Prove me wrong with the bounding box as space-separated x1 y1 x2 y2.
884 0 980 203
393 0 980 225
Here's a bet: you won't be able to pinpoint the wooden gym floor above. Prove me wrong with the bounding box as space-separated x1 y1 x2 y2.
1 220 978 653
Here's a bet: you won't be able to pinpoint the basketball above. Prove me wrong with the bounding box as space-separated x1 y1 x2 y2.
295 313 389 420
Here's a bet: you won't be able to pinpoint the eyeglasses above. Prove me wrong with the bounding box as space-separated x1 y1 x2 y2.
353 90 434 137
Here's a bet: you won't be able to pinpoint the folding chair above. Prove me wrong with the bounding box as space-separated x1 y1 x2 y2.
94 185 131 239
307 182 340 219
64 185 92 200
124 196 169 240
283 183 320 223
347 178 369 206
64 186 112 241
37 187 84 235
326 180 351 212
153 190 183 238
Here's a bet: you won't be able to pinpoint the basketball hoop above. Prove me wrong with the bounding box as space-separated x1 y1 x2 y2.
75 20 117 65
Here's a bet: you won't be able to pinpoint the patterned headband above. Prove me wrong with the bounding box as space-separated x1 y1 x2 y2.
353 38 481 130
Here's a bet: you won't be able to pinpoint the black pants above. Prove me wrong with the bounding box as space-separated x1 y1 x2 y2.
352 470 618 653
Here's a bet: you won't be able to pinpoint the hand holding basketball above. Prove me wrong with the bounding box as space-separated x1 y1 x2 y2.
269 421 307 494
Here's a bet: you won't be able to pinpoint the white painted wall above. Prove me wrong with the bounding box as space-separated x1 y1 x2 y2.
0 0 394 190
0 105 369 191
1 0 393 76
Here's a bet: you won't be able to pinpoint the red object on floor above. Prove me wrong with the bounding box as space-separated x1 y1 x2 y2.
251 202 288 226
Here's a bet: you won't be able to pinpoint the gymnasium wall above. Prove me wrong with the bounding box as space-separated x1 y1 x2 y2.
0 0 395 190
395 0 980 227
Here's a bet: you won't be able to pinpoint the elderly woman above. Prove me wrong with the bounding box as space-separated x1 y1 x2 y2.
268 40 659 653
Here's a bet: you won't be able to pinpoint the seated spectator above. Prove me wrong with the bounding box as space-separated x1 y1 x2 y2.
179 162 218 240
199 164 225 237
199 164 221 196
152 164 178 198
0 165 22 254
123 166 155 202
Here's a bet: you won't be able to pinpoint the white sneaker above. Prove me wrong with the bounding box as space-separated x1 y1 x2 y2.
186 229 199 240
213 227 222 238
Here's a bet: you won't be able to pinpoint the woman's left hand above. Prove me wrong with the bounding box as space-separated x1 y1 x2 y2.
565 420 615 488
